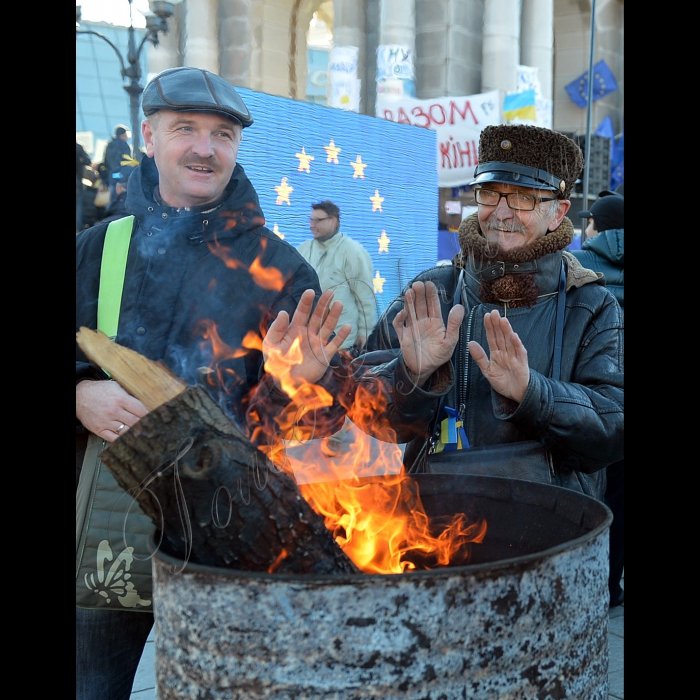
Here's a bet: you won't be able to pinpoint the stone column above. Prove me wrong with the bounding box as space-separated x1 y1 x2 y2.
482 0 520 94
378 0 415 48
333 0 367 112
376 0 416 101
219 0 253 87
182 0 220 73
521 0 553 99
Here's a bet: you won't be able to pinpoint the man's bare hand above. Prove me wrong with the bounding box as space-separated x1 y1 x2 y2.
392 280 464 387
468 309 530 403
263 288 351 390
76 379 149 442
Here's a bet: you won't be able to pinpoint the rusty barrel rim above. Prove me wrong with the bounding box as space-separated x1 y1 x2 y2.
149 473 612 583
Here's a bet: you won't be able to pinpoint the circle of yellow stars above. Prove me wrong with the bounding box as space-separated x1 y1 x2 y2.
274 140 393 298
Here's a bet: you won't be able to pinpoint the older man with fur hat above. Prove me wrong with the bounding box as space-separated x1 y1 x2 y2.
363 124 623 508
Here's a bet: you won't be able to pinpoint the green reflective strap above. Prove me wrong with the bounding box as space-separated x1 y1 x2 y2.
97 216 134 339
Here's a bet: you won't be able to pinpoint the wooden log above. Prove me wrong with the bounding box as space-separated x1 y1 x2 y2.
76 328 359 575
76 327 187 410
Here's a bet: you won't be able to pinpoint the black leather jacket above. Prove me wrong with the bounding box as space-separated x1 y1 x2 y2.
361 243 624 496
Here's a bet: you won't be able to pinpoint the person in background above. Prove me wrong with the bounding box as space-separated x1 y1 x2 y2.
575 192 623 306
297 199 377 456
361 124 623 506
103 125 133 203
98 155 140 224
76 141 92 233
573 190 624 607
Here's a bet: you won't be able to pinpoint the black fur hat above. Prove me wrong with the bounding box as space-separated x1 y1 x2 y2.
471 125 584 199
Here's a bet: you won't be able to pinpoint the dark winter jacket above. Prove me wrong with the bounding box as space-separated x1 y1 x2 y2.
76 156 348 446
103 137 132 182
570 228 623 308
360 214 624 498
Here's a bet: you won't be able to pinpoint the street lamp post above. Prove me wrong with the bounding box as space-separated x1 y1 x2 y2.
76 0 183 161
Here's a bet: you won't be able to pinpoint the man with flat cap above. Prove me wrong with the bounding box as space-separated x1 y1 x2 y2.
360 124 623 508
76 67 354 699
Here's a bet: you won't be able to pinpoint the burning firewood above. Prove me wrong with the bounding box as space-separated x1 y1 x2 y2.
76 327 359 575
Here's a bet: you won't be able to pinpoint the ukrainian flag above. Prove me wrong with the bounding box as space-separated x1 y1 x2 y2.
503 89 537 122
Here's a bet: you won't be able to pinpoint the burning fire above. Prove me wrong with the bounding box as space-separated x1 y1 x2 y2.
286 382 487 574
197 261 487 575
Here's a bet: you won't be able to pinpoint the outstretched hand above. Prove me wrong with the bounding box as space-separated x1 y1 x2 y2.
392 280 464 387
467 309 530 403
263 288 351 391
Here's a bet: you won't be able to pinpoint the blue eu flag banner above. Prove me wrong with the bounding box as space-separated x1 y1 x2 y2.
565 60 619 108
595 115 615 160
610 133 624 190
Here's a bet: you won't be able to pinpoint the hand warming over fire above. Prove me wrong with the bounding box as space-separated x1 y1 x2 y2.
467 310 530 403
392 280 464 387
263 288 351 393
76 379 149 443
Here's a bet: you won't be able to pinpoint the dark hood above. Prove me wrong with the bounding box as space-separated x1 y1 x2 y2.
125 156 267 244
581 228 624 265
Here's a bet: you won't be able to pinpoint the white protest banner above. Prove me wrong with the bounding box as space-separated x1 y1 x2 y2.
329 46 360 112
376 90 500 188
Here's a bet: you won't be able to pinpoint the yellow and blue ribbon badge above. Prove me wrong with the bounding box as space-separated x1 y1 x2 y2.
433 406 470 453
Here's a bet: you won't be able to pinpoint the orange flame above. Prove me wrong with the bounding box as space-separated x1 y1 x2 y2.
271 380 488 574
208 233 286 291
197 316 487 575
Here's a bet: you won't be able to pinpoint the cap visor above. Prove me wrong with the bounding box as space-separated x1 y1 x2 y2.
470 171 557 191
578 210 593 218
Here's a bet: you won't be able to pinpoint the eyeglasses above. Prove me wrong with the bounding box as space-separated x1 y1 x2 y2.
309 216 331 224
475 188 557 211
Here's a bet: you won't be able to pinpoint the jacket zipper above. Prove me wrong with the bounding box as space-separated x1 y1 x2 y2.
459 306 476 425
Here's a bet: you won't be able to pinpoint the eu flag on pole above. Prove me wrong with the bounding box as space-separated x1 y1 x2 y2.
595 115 615 161
565 60 619 108
503 89 537 121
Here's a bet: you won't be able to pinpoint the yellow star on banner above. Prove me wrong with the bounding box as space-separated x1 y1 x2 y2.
350 155 367 179
295 147 314 173
324 139 341 164
377 230 390 253
272 223 285 239
370 189 384 212
274 177 293 205
373 270 386 294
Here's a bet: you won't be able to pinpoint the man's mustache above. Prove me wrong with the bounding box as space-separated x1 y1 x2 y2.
181 158 220 172
484 217 526 234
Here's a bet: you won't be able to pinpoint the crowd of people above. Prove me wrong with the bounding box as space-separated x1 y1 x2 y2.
76 66 624 700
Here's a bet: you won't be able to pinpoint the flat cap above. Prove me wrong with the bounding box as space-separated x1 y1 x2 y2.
471 124 583 199
142 67 253 127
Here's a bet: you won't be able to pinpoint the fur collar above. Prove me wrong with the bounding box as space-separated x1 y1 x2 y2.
456 212 574 263
455 213 575 308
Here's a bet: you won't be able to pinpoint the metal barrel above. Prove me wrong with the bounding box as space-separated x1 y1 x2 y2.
151 474 612 700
